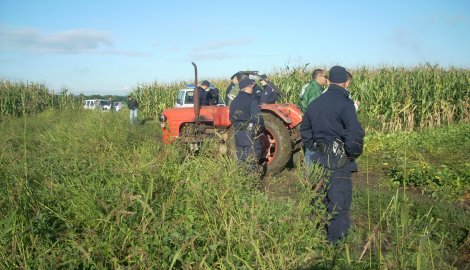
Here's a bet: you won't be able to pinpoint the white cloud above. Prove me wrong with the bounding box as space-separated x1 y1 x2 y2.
429 13 470 25
188 38 255 61
101 49 153 57
0 25 150 57
0 25 112 53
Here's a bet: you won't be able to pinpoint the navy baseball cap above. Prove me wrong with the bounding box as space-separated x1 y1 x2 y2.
230 72 240 80
201 80 210 86
328 66 349 83
239 78 256 90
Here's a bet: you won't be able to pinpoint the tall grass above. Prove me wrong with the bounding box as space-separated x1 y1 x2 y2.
0 110 326 268
1 110 464 268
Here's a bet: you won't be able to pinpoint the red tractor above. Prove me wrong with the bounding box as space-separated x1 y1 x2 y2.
159 63 303 174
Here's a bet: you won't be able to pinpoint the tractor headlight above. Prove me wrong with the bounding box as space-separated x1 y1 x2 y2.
159 113 167 123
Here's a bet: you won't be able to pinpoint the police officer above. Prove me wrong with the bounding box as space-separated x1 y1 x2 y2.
206 86 220 105
197 80 211 106
255 74 279 104
229 77 264 171
300 65 365 244
225 72 243 105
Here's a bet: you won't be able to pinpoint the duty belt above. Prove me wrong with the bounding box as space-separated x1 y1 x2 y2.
313 139 347 169
313 142 335 155
234 123 258 132
233 124 249 131
313 140 345 157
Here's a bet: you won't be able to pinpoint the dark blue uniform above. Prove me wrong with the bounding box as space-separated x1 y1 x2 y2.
300 83 365 244
196 86 207 106
225 83 234 104
206 87 219 105
254 84 278 104
229 91 264 170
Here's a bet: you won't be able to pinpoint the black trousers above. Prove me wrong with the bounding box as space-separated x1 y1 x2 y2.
323 169 352 244
236 140 261 172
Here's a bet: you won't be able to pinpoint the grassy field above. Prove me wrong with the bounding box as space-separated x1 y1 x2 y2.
1 65 469 268
1 109 468 269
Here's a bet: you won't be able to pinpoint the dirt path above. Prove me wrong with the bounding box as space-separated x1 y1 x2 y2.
261 166 385 200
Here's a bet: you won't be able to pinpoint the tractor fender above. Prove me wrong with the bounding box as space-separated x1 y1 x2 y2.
260 104 303 128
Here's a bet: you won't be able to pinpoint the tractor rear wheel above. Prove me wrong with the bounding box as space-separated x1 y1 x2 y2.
260 113 292 175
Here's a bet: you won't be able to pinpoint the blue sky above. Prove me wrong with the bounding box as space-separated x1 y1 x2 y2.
1 0 469 95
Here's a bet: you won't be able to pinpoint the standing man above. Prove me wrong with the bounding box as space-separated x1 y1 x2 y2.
206 86 220 105
94 99 101 110
197 80 211 106
225 72 242 105
345 72 360 111
300 66 365 244
255 74 279 104
127 95 139 125
300 69 328 169
108 96 114 112
299 69 328 114
229 77 264 172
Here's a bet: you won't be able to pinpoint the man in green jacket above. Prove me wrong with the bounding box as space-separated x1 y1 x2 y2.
299 69 328 114
299 69 328 170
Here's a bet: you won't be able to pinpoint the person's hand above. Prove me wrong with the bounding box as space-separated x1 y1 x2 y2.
354 100 360 111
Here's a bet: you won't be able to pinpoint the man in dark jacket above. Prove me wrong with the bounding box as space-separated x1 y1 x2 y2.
229 77 264 171
300 65 365 244
254 74 279 104
206 86 220 105
197 80 211 106
127 95 139 125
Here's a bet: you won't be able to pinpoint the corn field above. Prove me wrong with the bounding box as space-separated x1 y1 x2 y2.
351 66 470 132
0 81 80 117
132 81 183 120
2 65 469 132
135 64 470 132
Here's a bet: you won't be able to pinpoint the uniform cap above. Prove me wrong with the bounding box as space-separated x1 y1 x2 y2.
230 72 240 80
201 80 210 86
328 66 349 83
239 78 256 90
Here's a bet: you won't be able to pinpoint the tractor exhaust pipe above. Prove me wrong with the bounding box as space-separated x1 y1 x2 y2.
192 62 200 120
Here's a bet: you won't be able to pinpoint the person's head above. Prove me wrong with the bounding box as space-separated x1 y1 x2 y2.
345 71 353 89
312 69 328 86
231 73 240 84
201 80 210 90
327 66 351 89
259 74 268 86
127 95 132 100
238 78 256 93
